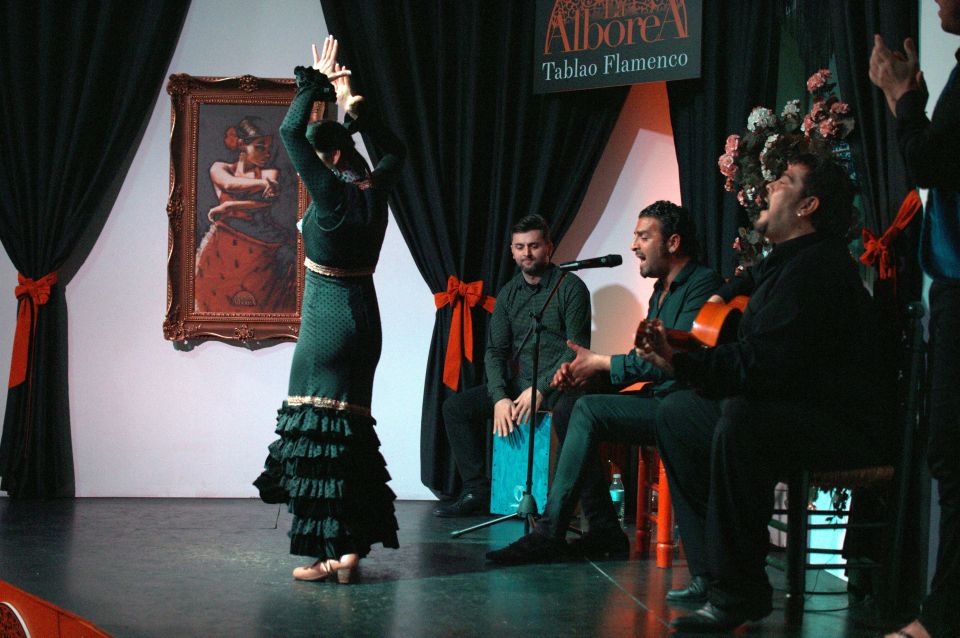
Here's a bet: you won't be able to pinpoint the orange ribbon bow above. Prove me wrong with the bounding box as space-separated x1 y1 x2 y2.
434 275 496 391
9 271 58 388
860 190 922 285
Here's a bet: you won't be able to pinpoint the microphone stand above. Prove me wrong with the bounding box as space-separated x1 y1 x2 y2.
451 270 568 538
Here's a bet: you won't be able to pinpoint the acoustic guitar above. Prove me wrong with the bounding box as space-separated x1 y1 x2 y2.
635 295 749 352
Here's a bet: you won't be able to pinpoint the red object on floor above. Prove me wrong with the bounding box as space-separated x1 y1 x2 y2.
0 579 111 637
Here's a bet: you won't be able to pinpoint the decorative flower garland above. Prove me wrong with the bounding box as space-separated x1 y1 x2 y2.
718 69 856 270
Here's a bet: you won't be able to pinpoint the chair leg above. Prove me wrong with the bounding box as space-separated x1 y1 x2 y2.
636 447 651 557
785 473 809 626
655 459 674 568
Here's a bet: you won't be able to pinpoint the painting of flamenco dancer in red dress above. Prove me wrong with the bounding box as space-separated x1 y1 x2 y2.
195 116 298 314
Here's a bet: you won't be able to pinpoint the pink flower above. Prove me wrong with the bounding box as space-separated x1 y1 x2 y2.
802 114 816 137
806 69 832 93
724 176 735 192
811 99 824 119
818 118 839 138
732 237 742 251
718 153 738 178
725 134 740 154
737 190 748 208
829 101 851 115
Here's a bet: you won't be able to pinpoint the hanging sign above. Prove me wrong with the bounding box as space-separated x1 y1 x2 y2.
534 0 702 94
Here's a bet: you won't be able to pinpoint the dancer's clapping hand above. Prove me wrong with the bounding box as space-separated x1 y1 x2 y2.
312 35 351 81
331 63 364 118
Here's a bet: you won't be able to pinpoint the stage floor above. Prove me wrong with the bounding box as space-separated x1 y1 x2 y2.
0 498 885 637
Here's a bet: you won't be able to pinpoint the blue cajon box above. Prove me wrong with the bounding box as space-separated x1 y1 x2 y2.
490 412 553 515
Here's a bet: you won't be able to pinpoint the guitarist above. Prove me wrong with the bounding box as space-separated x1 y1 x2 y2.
486 200 722 570
640 146 892 633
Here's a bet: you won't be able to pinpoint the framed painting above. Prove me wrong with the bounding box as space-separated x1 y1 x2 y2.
165 73 323 344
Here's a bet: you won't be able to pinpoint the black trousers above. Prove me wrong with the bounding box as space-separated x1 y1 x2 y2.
441 385 577 495
536 393 660 539
920 280 960 638
656 391 882 607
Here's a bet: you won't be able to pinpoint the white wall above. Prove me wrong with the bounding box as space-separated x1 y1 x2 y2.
0 1 681 498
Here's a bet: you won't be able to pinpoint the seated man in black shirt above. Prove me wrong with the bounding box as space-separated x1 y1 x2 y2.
640 147 890 632
485 201 721 566
435 214 591 516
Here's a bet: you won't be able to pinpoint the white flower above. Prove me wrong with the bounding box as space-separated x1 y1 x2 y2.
781 99 801 117
746 107 776 132
762 166 776 181
763 133 780 149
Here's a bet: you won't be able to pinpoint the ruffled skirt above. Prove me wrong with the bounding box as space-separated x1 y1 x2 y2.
255 270 398 558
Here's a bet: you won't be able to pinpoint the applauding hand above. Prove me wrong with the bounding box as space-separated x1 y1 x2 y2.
869 35 924 114
551 340 609 390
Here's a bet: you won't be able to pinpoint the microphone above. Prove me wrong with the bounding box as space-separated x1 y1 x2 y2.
557 254 623 271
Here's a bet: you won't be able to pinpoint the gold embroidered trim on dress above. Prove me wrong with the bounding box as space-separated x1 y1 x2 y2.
287 395 372 417
304 257 375 278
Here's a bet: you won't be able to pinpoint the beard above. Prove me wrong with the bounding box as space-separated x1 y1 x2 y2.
520 260 548 277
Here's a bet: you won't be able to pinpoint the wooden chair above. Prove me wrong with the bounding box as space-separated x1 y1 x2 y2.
616 380 675 567
636 446 674 568
767 302 925 626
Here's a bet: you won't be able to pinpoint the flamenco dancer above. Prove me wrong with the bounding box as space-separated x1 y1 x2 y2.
254 35 405 583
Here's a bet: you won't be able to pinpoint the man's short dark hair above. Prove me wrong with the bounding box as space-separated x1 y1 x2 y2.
637 200 700 259
511 214 552 243
785 145 856 239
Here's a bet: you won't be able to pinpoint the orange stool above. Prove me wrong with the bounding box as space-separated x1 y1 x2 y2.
619 380 674 567
636 446 674 568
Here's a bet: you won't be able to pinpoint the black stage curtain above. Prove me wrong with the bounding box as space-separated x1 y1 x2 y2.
825 2 924 612
827 0 921 304
666 1 781 275
0 0 190 497
320 1 628 495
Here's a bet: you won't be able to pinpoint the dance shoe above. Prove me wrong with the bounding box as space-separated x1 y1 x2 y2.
292 556 359 584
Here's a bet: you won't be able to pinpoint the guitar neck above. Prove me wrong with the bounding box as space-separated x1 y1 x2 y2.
664 328 703 350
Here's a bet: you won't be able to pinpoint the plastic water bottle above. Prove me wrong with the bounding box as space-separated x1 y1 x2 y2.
609 473 626 529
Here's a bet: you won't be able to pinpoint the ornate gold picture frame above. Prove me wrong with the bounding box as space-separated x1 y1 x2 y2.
165 74 320 345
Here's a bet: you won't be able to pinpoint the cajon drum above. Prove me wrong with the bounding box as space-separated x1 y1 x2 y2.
490 412 553 515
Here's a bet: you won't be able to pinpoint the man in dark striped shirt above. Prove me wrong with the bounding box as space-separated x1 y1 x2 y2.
435 214 591 517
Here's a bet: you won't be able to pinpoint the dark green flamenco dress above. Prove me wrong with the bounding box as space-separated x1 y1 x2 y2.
254 66 404 559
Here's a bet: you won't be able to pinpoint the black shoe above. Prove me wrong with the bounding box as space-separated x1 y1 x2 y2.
486 532 566 565
670 600 773 633
567 527 630 559
433 492 489 517
665 575 709 604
